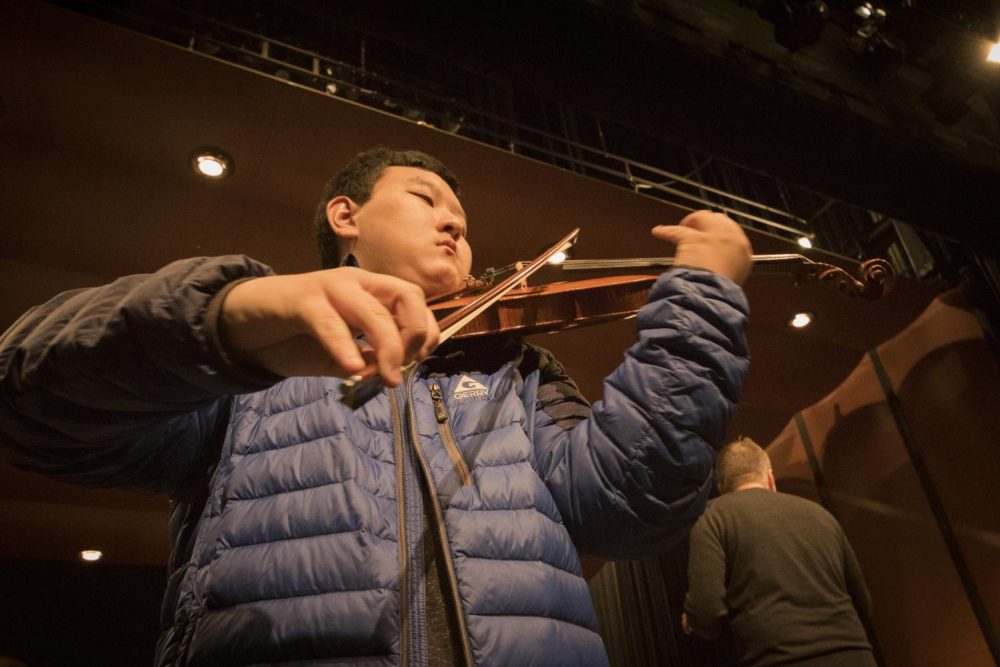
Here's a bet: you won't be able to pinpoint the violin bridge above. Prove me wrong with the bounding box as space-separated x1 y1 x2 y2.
515 262 528 289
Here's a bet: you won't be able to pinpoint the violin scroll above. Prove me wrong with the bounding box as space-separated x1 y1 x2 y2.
858 258 896 299
794 257 895 300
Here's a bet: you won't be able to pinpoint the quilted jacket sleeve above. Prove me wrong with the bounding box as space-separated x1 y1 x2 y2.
0 256 278 493
530 268 749 558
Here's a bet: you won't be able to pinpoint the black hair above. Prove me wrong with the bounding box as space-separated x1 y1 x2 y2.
313 147 460 268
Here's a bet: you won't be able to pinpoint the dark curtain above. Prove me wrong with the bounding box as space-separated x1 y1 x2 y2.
588 538 740 667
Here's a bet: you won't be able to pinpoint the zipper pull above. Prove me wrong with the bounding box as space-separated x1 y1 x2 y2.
429 384 449 423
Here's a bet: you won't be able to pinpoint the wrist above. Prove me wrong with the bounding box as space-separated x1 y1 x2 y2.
206 277 282 381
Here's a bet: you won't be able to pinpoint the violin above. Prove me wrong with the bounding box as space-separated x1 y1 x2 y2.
340 228 895 407
427 253 895 340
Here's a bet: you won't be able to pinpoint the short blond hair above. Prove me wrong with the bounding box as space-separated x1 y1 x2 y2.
715 437 770 494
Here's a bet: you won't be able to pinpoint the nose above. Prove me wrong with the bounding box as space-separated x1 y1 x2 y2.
438 214 465 240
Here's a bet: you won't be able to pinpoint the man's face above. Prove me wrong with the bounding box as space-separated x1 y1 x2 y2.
345 166 472 299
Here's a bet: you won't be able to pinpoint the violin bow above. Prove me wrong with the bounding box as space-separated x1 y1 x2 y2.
340 228 580 409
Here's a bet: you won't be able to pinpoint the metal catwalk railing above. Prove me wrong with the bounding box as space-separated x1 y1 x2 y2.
52 0 961 281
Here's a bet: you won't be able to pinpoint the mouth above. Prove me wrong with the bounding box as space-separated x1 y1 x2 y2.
438 240 457 256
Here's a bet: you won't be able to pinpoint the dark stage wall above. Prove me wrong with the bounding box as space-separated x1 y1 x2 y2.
589 291 1000 667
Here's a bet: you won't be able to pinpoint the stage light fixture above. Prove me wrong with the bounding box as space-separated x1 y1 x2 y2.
789 312 814 328
79 549 103 562
797 236 813 248
988 42 1000 63
191 148 233 179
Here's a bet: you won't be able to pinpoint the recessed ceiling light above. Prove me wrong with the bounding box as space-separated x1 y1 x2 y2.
79 549 103 562
190 148 233 179
789 312 814 329
797 236 813 249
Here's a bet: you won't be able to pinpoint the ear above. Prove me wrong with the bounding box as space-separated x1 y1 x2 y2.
767 469 777 492
326 195 359 242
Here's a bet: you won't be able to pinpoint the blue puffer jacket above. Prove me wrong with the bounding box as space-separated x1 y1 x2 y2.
0 256 749 666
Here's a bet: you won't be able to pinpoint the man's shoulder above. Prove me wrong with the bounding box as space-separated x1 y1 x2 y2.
702 490 844 542
701 491 752 520
713 488 828 515
764 491 845 532
773 489 830 510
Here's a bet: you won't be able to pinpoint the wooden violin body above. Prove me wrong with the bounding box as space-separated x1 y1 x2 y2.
431 275 656 339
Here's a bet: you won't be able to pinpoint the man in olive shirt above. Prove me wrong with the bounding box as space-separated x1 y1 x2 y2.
683 438 876 667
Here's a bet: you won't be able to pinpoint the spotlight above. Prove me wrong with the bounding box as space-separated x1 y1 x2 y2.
845 2 903 76
797 236 813 248
988 42 1000 64
788 312 814 328
190 148 233 179
79 549 103 562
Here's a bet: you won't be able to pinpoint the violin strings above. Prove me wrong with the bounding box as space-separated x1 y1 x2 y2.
559 255 809 272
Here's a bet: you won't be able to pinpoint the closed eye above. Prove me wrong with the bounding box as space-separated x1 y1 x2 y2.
411 192 434 206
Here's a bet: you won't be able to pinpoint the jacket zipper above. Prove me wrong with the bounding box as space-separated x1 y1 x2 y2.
408 381 475 667
428 384 472 487
388 388 409 667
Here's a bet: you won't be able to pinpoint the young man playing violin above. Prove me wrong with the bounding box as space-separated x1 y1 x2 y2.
0 147 752 666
